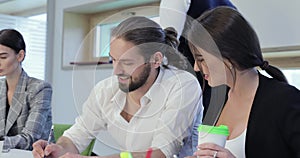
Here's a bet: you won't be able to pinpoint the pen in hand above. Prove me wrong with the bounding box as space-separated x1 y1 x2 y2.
44 125 54 158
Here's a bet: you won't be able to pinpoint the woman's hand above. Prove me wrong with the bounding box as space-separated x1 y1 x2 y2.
193 143 236 158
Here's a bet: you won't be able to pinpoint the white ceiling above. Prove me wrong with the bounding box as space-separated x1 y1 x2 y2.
65 0 160 14
0 0 47 16
0 0 160 16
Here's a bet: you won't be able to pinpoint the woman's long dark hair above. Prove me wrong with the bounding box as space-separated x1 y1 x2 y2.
188 6 287 83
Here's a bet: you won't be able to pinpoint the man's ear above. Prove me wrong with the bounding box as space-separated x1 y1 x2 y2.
152 52 163 68
17 50 25 62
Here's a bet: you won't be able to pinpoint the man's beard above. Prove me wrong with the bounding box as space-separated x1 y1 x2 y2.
118 64 151 92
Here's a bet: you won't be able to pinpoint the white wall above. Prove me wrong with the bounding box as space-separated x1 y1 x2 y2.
46 0 113 124
231 0 300 48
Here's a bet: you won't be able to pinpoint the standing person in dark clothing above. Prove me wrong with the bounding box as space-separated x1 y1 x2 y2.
160 1 236 157
160 0 236 118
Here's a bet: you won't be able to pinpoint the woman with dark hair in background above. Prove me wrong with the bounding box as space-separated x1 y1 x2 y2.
0 29 52 151
187 7 300 158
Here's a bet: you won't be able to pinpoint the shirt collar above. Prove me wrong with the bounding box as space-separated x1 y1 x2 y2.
143 66 165 102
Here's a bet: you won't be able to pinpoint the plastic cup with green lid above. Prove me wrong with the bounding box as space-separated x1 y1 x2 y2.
198 124 229 147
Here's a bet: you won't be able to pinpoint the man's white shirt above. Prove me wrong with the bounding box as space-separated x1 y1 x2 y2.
64 66 203 157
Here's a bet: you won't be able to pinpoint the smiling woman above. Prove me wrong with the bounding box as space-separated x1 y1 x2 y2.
188 6 300 158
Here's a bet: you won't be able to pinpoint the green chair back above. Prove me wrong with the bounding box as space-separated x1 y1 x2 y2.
53 124 95 156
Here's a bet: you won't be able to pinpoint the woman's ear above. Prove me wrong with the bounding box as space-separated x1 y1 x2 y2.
17 50 25 62
152 52 163 68
224 59 233 70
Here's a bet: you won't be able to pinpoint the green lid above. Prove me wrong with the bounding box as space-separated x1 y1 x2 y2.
198 125 229 136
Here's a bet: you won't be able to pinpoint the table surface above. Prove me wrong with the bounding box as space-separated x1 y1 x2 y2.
1 149 33 158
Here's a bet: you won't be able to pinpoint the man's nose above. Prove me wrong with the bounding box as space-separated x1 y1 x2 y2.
113 61 124 75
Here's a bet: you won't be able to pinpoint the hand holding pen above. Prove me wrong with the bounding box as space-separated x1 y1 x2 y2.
32 125 72 158
44 125 54 158
47 125 54 145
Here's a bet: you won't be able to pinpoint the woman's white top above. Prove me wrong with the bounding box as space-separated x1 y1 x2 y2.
225 130 246 158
